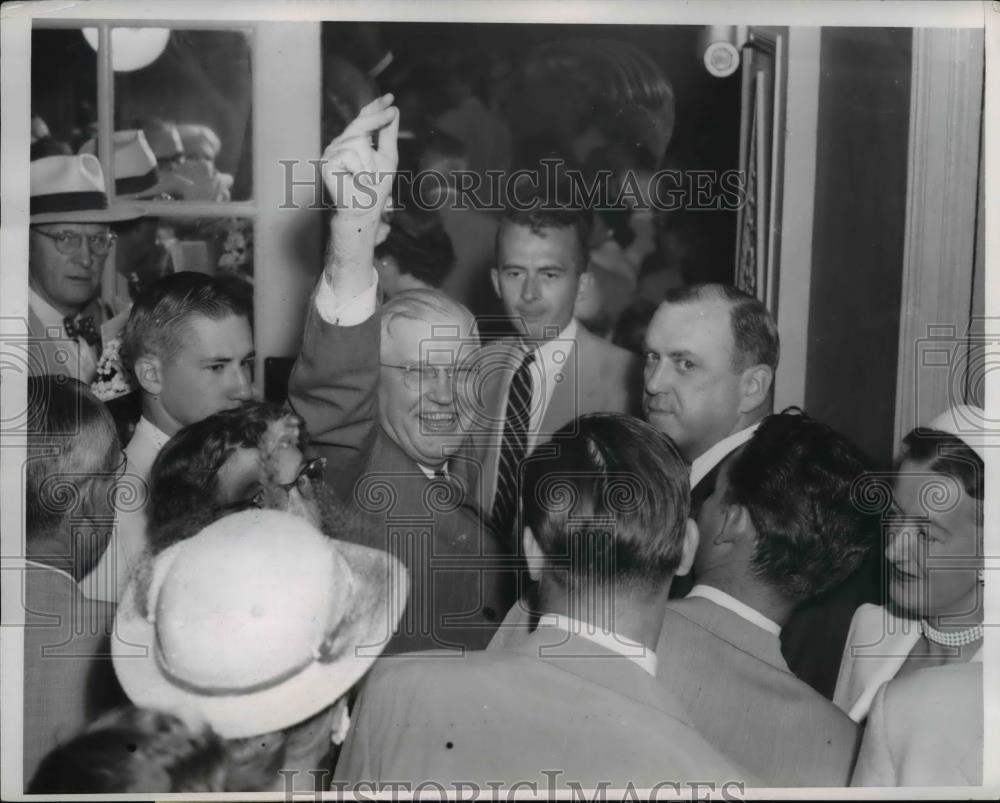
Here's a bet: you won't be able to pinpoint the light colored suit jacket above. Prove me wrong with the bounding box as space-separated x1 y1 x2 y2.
477 323 641 507
27 293 125 384
335 628 754 790
833 603 922 723
851 662 982 786
655 597 860 787
23 562 124 784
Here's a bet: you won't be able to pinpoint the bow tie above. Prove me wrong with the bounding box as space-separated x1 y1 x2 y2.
64 315 101 348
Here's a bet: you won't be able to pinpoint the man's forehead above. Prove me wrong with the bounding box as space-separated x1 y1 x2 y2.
175 313 252 355
34 221 109 234
648 299 734 350
383 315 476 360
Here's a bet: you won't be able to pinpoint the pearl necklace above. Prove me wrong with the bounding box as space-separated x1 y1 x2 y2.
920 619 983 648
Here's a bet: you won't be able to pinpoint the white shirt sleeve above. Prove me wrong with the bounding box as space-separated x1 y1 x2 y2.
314 266 379 326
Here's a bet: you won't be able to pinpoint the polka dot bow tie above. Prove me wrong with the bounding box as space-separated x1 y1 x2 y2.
64 315 101 347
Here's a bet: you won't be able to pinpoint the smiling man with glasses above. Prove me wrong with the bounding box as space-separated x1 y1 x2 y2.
27 154 140 383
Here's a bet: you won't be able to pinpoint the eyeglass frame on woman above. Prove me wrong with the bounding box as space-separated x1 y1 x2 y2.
219 456 327 513
33 228 118 256
380 361 482 391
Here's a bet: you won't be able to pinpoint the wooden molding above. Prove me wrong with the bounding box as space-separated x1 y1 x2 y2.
893 27 983 448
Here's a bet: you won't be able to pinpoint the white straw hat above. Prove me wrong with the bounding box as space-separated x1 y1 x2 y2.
113 509 408 739
30 154 141 223
79 130 189 200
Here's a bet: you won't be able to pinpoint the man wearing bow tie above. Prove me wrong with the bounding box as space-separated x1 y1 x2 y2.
27 154 137 383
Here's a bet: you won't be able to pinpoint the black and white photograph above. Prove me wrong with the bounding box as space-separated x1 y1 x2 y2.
0 0 995 798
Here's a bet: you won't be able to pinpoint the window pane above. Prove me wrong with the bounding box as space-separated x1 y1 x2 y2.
113 28 253 201
31 28 97 156
111 216 254 305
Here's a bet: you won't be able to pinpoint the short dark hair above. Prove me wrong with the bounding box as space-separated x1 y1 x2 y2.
663 283 780 373
147 401 305 555
26 376 119 536
28 706 227 794
374 209 455 288
723 412 876 602
899 427 983 510
121 272 252 374
498 202 592 274
522 413 690 592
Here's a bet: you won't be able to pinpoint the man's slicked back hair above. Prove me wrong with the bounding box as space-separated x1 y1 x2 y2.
723 411 876 603
664 283 779 373
498 201 592 274
522 413 690 593
380 288 477 342
121 272 252 373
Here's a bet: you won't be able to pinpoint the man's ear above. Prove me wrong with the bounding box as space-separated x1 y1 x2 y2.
675 518 700 577
738 364 773 414
133 354 163 396
522 525 545 582
490 267 501 299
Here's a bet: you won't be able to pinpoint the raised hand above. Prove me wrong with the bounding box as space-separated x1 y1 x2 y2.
320 94 399 220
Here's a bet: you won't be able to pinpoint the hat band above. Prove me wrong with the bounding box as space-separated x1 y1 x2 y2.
153 625 347 698
31 190 109 216
117 169 158 196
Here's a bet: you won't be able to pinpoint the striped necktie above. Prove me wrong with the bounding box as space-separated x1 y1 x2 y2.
491 348 536 541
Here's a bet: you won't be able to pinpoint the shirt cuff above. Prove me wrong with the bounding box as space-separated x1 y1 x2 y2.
314 266 378 325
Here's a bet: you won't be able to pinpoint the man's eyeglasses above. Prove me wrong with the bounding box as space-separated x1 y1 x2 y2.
380 362 481 391
34 229 118 256
220 456 327 513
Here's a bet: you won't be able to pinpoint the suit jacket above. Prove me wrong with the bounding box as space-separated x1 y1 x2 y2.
27 293 123 384
23 562 125 785
833 603 923 723
334 628 754 790
477 323 641 509
655 597 860 787
287 300 516 655
851 662 982 786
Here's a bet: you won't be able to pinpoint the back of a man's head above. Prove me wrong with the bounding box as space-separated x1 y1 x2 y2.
722 411 875 603
26 376 119 539
121 271 252 375
522 412 690 596
663 283 779 374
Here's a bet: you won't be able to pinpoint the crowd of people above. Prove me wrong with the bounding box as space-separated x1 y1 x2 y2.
18 37 986 795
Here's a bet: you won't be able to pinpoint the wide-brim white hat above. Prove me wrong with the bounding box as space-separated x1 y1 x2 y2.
79 130 180 200
113 509 408 739
30 154 141 223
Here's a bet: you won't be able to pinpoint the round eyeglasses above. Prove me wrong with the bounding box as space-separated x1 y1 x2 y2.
34 229 118 256
220 456 328 513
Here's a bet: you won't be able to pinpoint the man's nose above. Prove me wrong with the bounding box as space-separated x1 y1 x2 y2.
644 360 672 396
424 369 454 404
520 274 539 302
231 365 254 400
75 237 95 267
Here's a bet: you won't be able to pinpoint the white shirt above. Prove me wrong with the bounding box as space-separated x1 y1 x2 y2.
524 318 578 452
688 583 782 637
689 422 760 488
537 612 658 676
79 416 170 603
29 288 99 382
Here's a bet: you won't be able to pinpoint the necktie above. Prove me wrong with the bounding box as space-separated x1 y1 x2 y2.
64 315 101 348
491 349 536 541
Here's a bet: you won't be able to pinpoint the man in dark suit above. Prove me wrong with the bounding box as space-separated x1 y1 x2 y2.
655 412 874 786
288 95 514 655
642 284 878 699
335 414 754 790
22 376 127 785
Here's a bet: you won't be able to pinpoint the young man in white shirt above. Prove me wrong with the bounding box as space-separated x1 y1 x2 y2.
80 272 254 602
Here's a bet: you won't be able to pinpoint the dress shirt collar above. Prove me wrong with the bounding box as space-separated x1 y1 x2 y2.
133 416 171 453
29 288 74 331
688 583 782 637
690 422 760 488
538 611 658 676
529 317 578 363
416 461 449 480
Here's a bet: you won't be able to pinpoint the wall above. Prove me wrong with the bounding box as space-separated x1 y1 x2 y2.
804 28 912 468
